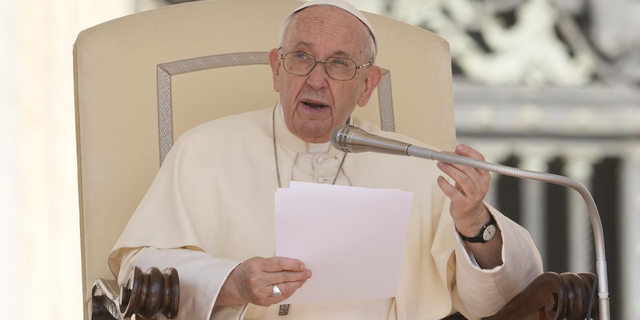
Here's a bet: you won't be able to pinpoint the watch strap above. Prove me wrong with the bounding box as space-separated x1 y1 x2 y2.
458 214 497 243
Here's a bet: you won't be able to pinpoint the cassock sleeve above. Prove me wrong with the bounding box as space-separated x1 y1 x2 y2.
109 112 278 320
118 247 249 320
453 203 543 317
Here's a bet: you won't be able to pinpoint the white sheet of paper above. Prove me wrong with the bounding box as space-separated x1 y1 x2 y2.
275 181 413 304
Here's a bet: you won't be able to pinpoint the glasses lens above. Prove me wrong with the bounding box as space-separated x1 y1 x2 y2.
282 52 358 80
325 57 357 80
284 52 314 76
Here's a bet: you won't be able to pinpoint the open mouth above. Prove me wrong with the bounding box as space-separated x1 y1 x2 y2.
302 100 329 109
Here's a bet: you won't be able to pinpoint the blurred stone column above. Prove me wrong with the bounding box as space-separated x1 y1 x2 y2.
564 147 601 273
517 145 554 265
621 145 640 319
475 143 513 208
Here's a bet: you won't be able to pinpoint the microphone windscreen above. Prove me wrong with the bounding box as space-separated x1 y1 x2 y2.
330 124 352 151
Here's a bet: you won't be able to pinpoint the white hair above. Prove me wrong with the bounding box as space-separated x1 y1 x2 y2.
278 5 377 64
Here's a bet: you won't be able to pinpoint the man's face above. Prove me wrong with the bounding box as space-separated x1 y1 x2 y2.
269 6 382 143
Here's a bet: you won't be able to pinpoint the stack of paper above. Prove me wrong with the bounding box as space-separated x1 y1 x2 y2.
275 181 413 304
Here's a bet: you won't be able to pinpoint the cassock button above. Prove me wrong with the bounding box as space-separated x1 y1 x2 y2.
317 176 325 183
317 157 324 165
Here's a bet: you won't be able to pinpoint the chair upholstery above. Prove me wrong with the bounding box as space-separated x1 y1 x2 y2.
73 0 455 318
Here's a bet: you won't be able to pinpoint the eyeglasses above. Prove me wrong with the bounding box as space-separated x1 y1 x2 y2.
280 51 372 81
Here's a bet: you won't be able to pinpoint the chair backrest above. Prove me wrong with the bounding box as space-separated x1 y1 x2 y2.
74 0 455 318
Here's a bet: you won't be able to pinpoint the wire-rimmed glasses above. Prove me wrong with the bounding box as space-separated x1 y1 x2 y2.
280 51 372 81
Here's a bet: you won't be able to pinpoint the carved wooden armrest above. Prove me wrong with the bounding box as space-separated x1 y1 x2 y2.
482 272 598 320
91 266 179 319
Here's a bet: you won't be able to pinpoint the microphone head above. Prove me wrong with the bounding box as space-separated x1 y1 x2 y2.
330 124 355 152
331 124 411 155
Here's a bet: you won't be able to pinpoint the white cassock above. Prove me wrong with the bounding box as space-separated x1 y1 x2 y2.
109 104 543 320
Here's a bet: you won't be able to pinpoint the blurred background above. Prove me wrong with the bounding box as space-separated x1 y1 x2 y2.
1 0 639 319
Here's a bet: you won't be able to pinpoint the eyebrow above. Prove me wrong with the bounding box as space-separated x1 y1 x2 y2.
291 41 351 58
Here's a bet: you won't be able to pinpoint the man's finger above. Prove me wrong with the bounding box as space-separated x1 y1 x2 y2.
274 278 309 295
454 144 491 177
437 161 477 194
264 269 312 286
262 256 306 272
437 176 463 201
438 149 485 179
454 144 485 161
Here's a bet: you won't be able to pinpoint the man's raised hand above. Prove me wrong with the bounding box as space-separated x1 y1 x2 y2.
436 144 503 268
436 144 492 235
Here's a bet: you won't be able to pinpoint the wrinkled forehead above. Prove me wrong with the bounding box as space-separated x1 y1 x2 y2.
289 7 367 45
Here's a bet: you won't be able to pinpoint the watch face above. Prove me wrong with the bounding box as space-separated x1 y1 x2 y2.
483 225 497 241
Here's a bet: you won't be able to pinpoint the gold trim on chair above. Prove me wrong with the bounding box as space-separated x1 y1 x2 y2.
378 69 395 132
156 52 270 163
156 52 394 164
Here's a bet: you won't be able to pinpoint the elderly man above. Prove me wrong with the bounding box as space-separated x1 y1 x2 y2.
110 1 542 319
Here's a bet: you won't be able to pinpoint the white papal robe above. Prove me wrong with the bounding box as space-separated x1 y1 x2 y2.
109 104 543 320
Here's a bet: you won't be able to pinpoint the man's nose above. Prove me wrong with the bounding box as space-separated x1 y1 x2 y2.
306 61 329 88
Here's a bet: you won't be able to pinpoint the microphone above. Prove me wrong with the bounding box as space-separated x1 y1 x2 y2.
330 124 611 320
330 124 455 161
331 124 411 155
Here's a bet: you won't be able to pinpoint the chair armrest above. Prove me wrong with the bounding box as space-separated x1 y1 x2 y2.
482 271 598 320
91 266 180 320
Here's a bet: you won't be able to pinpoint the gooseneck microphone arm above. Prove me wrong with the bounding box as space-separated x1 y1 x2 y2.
331 124 610 320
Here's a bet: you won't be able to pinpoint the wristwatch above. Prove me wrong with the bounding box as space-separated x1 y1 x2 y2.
458 214 497 243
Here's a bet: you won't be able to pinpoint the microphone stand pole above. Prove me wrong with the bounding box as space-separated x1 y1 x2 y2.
406 146 610 320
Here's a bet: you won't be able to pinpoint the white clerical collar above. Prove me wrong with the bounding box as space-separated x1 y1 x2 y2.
279 102 352 154
307 142 331 154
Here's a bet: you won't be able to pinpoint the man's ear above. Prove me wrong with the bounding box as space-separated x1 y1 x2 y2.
268 48 282 93
357 65 383 107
